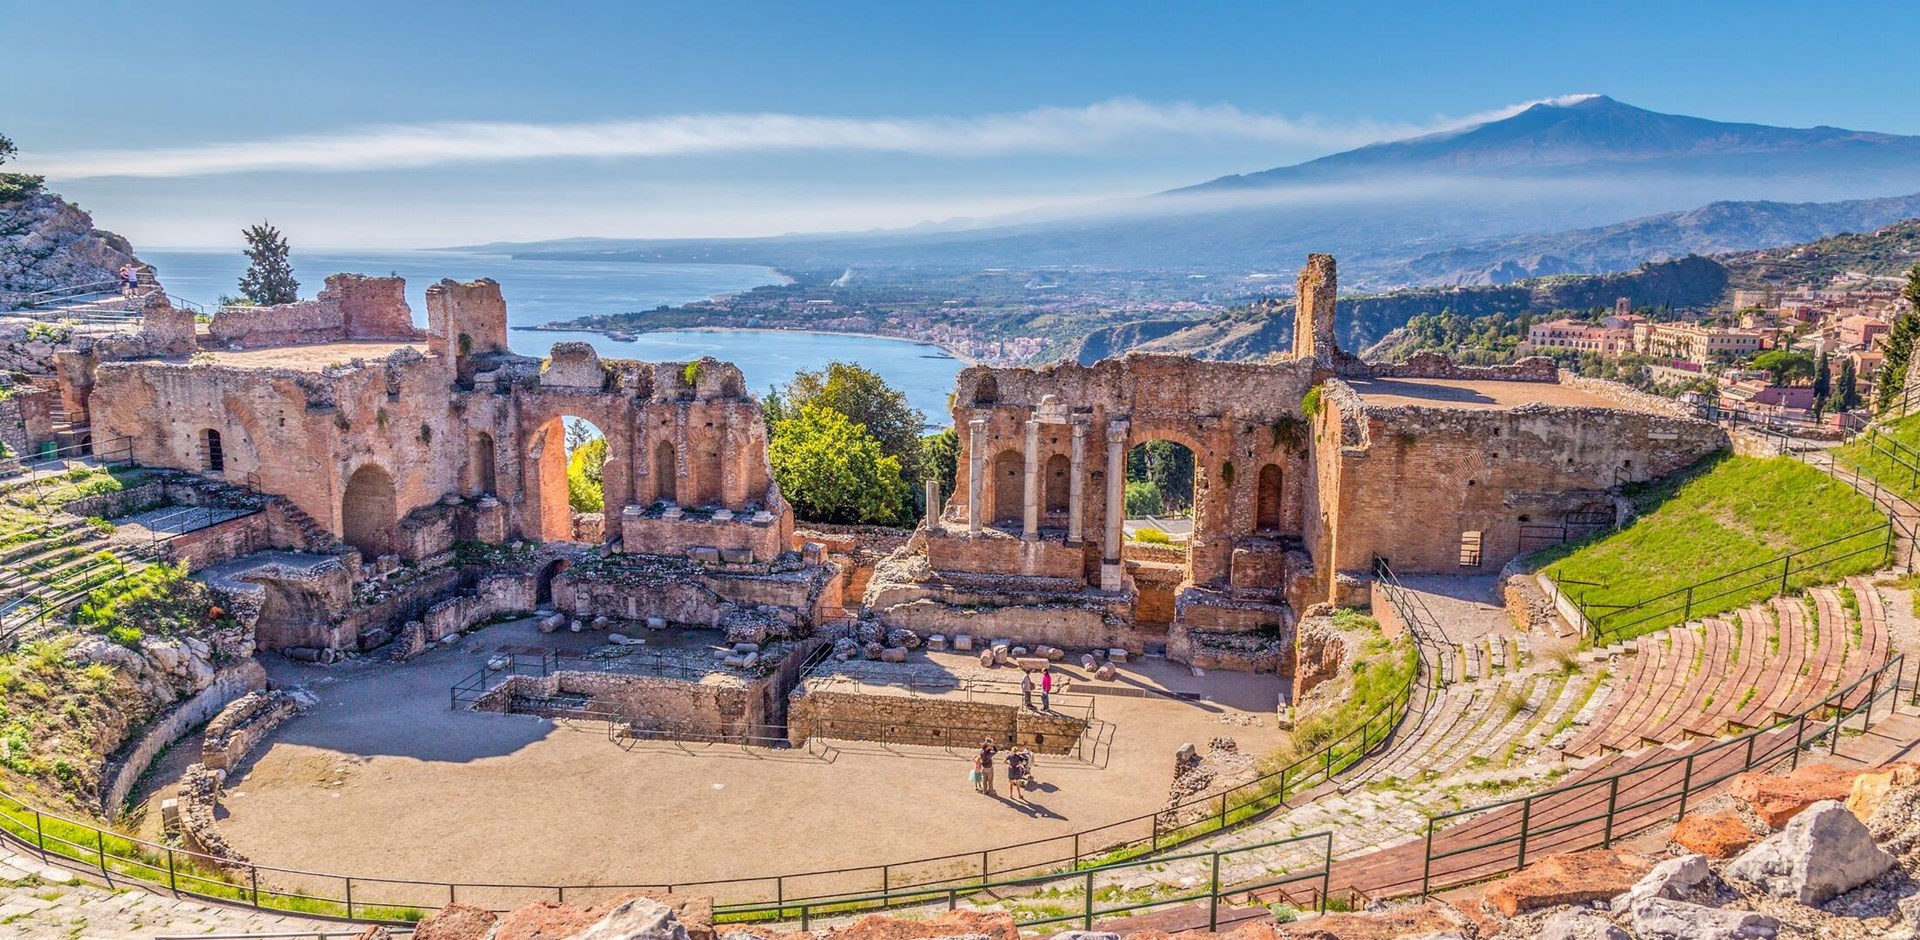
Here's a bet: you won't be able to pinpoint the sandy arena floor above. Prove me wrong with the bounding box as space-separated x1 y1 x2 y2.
170 618 1287 904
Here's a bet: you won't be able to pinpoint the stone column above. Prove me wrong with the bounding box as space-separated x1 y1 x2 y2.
967 418 987 535
1102 419 1128 591
924 478 940 528
1067 422 1086 544
1022 418 1041 540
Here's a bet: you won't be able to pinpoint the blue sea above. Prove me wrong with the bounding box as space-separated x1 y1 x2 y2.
141 249 964 423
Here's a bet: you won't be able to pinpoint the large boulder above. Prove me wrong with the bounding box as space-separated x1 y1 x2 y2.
1611 853 1721 912
1727 764 1859 828
1485 849 1655 916
1538 910 1628 940
411 903 500 940
1628 898 1777 940
1727 800 1895 905
567 897 688 940
1274 901 1464 939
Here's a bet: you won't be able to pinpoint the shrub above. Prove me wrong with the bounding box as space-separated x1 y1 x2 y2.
1132 528 1172 545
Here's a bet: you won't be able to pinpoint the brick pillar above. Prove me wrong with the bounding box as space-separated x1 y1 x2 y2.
1067 422 1086 545
1102 419 1128 591
1022 418 1040 540
967 418 987 535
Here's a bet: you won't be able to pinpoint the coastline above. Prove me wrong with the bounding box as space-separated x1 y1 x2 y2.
523 321 980 366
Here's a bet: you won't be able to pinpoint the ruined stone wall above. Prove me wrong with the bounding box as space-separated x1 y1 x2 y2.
200 690 298 773
1363 351 1558 383
92 347 465 559
208 275 418 348
481 671 763 738
943 353 1316 589
786 688 1086 754
622 512 787 564
419 572 536 645
1319 398 1727 579
1292 253 1338 364
425 277 510 362
162 511 272 571
97 660 267 816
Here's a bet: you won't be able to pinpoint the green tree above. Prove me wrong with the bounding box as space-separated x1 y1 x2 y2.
768 403 910 525
1837 358 1861 412
566 437 607 513
921 427 959 504
1751 349 1815 385
766 361 925 480
237 221 300 306
1127 440 1194 514
0 132 44 202
1124 480 1163 517
1812 351 1831 417
1878 275 1920 414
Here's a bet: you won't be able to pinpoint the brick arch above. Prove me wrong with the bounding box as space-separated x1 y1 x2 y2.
523 414 619 543
990 448 1024 524
341 463 398 557
1256 463 1284 531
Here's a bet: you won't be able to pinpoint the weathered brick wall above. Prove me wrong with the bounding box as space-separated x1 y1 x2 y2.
1321 401 1726 578
483 671 764 738
420 572 535 644
200 689 298 772
622 511 786 563
163 511 271 571
1364 352 1558 383
208 274 418 347
787 688 1086 754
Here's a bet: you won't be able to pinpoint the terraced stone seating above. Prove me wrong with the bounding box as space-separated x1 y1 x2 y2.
1564 577 1886 759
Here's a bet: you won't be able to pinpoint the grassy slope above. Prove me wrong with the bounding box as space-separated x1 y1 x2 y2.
1834 413 1920 505
1540 454 1885 638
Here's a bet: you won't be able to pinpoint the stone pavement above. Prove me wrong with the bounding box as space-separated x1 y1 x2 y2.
0 848 342 939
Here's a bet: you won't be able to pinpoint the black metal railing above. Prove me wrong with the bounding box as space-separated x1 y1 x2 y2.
1554 520 1894 643
1414 652 1906 897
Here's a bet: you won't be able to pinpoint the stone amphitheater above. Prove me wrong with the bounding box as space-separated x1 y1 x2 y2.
3 253 1920 940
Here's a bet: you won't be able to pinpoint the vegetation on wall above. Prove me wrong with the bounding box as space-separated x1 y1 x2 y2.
74 561 224 648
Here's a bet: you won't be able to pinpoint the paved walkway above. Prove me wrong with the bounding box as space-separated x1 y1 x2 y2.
0 849 340 939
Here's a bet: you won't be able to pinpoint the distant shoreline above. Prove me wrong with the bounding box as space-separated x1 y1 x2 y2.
522 321 979 366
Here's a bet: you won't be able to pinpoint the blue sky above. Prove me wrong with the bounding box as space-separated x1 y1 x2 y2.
6 0 1916 248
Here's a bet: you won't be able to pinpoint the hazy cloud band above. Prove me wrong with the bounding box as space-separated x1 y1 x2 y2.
24 95 1598 179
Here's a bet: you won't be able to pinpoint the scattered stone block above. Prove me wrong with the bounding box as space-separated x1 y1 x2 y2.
610 634 645 647
1672 810 1766 859
569 620 583 633
539 613 565 633
487 655 510 671
689 547 721 565
1728 800 1894 905
590 615 610 630
645 616 667 630
1095 663 1118 681
719 547 753 564
952 634 973 651
159 798 180 835
1016 657 1049 671
879 647 908 663
1539 909 1628 940
979 648 996 667
731 642 759 655
1108 648 1128 663
1728 763 1859 828
991 644 1011 665
1846 761 1920 823
926 634 947 651
1486 848 1655 916
411 902 500 940
1081 654 1097 669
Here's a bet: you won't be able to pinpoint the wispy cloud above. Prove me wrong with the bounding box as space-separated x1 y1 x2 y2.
23 95 1601 179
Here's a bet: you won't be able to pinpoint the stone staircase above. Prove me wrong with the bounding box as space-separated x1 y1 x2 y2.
271 496 344 553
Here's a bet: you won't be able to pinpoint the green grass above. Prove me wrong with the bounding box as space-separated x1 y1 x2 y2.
1538 454 1886 640
1835 414 1920 504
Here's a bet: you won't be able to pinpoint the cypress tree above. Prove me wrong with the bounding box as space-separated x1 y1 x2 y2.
237 221 300 306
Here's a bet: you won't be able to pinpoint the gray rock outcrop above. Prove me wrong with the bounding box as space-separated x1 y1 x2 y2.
1538 909 1629 940
1629 897 1779 940
1727 800 1895 904
564 897 689 940
0 190 137 295
1611 853 1720 912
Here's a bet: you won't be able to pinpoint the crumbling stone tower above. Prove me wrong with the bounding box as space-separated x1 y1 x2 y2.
1292 253 1338 365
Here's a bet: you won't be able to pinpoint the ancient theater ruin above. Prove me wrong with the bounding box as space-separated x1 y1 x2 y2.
861 254 1727 683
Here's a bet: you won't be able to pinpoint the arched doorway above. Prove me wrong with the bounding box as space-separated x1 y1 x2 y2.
1124 439 1197 632
530 416 606 542
203 429 225 472
1256 463 1283 532
469 432 496 496
536 558 571 606
341 464 398 558
990 449 1024 525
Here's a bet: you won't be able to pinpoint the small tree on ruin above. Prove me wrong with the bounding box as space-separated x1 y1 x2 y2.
237 221 300 306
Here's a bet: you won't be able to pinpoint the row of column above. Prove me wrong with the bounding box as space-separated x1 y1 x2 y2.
964 414 1128 560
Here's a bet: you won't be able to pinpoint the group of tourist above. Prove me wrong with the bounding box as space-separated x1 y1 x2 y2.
1019 666 1055 712
970 740 1035 800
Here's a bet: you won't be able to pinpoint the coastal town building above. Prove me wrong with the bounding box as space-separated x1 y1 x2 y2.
1646 321 1766 367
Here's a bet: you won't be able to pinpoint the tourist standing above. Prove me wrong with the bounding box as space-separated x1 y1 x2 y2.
119 264 138 297
1006 747 1030 801
969 752 986 793
1039 667 1053 712
979 740 998 795
1020 669 1035 709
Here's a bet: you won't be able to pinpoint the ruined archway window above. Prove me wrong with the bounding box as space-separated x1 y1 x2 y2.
654 440 679 505
972 375 999 406
341 464 398 557
203 429 225 472
1256 463 1283 531
527 416 606 543
991 448 1024 524
1044 453 1071 515
1125 440 1195 518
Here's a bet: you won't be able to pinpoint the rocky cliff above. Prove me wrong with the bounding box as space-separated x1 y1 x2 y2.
0 190 139 296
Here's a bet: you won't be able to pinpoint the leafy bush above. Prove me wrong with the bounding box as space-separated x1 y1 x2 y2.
567 437 607 514
768 403 910 525
1132 527 1172 545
